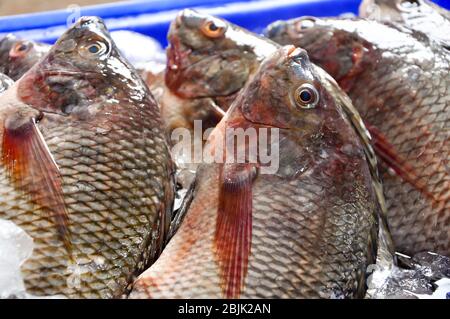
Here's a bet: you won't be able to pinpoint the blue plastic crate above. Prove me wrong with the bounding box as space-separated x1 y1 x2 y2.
1 0 449 46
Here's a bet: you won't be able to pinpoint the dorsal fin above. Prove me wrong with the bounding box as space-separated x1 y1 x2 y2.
214 164 255 299
2 116 72 253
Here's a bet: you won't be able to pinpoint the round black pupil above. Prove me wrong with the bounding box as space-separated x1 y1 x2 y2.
401 0 420 8
300 90 312 103
209 23 219 31
18 44 28 51
89 45 100 54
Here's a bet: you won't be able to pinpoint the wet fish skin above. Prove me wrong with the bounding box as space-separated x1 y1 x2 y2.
161 9 278 191
166 9 277 102
130 46 380 299
0 17 174 298
0 34 50 80
0 73 13 94
359 0 450 47
142 68 223 135
165 11 393 261
266 17 450 256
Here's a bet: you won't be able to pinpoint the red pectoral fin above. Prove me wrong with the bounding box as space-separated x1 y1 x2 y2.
2 117 71 252
367 123 443 208
214 164 255 299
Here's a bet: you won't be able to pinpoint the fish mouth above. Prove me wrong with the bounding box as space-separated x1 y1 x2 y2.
165 37 188 94
166 38 226 99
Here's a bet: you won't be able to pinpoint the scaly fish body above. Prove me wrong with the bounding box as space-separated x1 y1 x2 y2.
266 18 450 256
0 17 174 298
359 0 450 47
130 46 381 299
0 35 50 80
164 10 393 260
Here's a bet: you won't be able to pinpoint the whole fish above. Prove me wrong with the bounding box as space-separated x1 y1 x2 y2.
0 73 13 94
266 17 450 256
0 17 174 298
0 34 50 80
359 0 450 48
130 46 383 299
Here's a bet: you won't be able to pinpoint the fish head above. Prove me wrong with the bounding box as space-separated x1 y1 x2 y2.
359 0 450 47
17 16 148 118
266 17 374 88
0 34 50 80
233 45 352 142
359 0 434 21
166 9 277 99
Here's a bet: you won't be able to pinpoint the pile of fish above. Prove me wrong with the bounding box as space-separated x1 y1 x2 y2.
0 0 448 299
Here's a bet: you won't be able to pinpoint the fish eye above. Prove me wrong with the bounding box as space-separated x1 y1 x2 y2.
10 41 31 57
294 83 319 109
398 0 421 11
295 18 316 32
80 40 110 59
88 44 100 54
16 43 29 52
201 19 227 38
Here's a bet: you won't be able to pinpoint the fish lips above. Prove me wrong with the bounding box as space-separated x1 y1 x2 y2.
165 40 217 98
166 37 248 99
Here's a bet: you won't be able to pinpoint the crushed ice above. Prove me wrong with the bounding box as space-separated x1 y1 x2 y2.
366 252 450 299
111 30 166 66
0 219 33 298
0 219 65 299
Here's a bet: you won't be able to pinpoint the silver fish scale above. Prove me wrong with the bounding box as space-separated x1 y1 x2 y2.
0 98 174 298
269 19 450 256
130 142 378 298
343 27 450 255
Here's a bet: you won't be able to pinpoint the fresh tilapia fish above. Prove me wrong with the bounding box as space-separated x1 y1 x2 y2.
130 46 383 299
266 17 450 256
160 8 277 135
0 73 13 94
0 35 50 80
359 0 450 47
165 10 394 260
160 9 275 190
162 9 282 181
0 17 175 298
166 9 277 109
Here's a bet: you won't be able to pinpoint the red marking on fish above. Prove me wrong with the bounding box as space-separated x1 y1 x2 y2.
214 164 254 298
367 123 446 211
165 37 192 96
2 116 72 252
